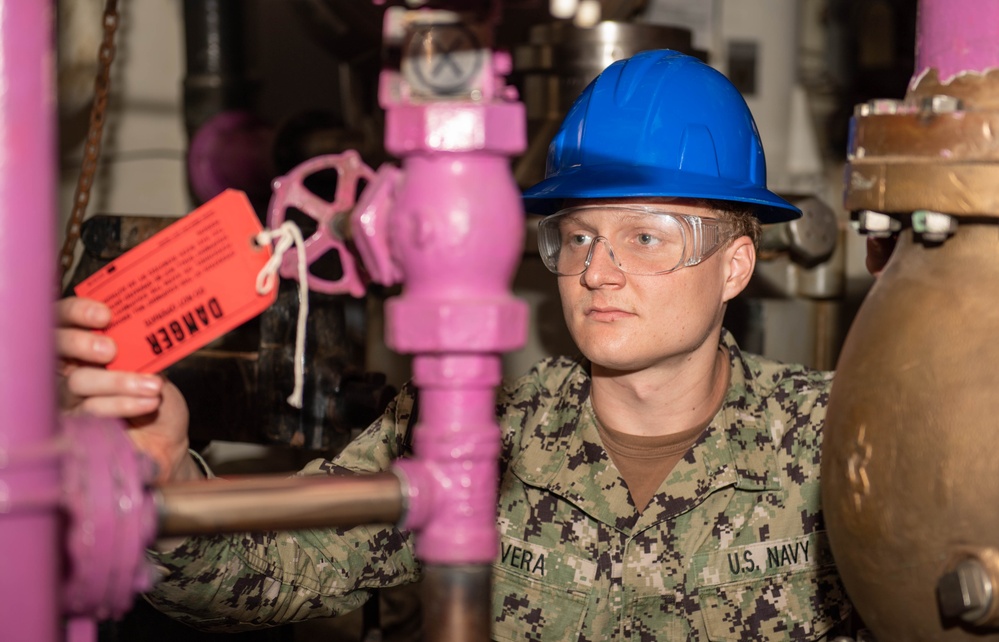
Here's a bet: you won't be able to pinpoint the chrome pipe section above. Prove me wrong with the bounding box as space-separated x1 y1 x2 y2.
156 471 403 536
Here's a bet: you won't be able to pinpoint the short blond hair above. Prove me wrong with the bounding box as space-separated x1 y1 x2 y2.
714 203 761 251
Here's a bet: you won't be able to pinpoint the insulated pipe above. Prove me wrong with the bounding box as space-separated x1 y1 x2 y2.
0 2 60 641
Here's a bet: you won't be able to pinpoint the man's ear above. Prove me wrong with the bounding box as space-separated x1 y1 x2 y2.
721 236 756 303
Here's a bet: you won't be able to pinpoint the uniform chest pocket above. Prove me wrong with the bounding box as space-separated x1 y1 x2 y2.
492 565 588 642
697 567 850 642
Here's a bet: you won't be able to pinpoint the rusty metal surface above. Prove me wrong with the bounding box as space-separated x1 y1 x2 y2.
157 471 404 536
421 565 492 642
822 225 999 641
844 69 999 216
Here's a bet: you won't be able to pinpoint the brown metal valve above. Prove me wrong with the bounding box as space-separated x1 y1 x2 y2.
845 68 999 217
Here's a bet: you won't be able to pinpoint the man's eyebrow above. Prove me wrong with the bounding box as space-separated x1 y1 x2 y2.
558 213 593 227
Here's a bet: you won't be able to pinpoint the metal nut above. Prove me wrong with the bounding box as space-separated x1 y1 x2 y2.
855 210 901 237
921 94 963 115
912 209 957 243
938 558 994 623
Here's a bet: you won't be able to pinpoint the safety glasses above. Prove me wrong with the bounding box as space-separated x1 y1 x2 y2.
537 205 735 276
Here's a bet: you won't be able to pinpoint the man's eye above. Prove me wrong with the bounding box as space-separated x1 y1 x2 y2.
566 233 592 247
634 232 662 247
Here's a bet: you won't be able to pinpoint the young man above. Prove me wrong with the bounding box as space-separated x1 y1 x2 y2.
58 50 852 640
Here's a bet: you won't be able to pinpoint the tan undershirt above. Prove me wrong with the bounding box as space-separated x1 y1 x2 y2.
595 348 730 513
597 420 707 513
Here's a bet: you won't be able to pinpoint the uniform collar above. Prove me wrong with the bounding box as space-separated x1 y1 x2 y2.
509 330 782 534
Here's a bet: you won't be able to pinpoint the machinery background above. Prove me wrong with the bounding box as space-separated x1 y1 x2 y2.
49 0 921 640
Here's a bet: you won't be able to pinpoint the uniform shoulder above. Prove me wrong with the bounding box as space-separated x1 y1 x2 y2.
726 341 833 447
495 355 589 452
737 348 833 398
499 354 588 404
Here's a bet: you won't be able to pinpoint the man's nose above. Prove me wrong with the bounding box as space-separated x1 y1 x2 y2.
581 237 625 284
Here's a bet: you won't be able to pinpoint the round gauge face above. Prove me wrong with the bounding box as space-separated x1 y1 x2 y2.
405 22 484 96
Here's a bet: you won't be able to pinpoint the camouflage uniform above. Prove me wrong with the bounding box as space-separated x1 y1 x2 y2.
147 331 851 640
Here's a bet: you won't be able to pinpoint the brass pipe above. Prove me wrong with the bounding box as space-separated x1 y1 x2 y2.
421 565 493 642
155 472 404 536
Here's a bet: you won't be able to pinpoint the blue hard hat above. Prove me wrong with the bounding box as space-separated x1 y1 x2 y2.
522 49 800 223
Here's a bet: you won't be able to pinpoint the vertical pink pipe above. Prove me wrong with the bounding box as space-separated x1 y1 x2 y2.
385 143 527 564
376 48 529 640
915 0 999 83
0 1 60 641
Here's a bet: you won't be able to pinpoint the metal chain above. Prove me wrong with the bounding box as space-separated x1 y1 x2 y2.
58 0 120 282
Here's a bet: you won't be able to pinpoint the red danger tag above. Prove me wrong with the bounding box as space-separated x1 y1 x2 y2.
75 189 278 373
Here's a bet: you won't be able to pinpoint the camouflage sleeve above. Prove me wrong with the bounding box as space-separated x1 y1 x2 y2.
494 358 562 479
143 385 422 632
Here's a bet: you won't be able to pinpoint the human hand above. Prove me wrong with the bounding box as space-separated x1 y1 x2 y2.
57 297 201 483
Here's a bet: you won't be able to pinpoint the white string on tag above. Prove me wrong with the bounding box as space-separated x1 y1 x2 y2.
255 221 309 409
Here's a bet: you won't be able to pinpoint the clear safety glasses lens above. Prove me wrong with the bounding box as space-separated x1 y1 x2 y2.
537 205 734 276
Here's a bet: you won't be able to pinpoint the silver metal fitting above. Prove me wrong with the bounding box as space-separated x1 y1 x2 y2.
921 94 963 115
911 209 957 243
938 557 995 623
855 210 901 238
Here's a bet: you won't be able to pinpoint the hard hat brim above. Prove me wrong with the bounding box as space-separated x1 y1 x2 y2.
523 164 802 224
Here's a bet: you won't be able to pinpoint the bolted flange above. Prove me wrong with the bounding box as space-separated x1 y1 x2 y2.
845 68 999 218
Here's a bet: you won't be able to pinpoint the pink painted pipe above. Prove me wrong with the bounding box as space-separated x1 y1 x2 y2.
380 54 528 564
915 0 999 84
0 1 61 641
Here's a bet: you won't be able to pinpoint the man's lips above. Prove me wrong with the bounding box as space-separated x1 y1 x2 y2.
584 306 635 321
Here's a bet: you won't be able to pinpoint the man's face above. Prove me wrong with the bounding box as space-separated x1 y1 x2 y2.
555 198 753 373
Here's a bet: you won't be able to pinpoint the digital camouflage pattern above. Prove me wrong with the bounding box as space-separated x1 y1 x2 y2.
147 331 851 640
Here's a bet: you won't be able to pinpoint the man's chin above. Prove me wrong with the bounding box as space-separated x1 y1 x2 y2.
580 347 646 374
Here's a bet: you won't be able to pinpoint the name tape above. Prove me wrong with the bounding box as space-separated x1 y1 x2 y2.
75 189 278 373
